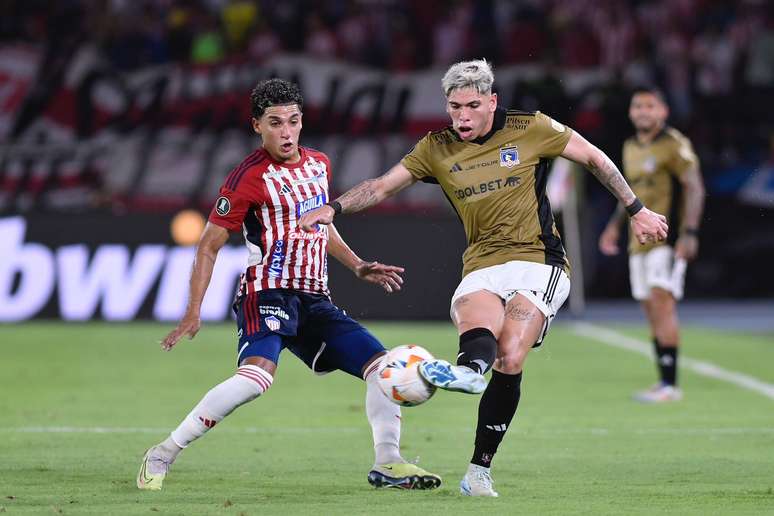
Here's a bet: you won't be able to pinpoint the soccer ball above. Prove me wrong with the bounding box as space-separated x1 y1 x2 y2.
377 345 437 407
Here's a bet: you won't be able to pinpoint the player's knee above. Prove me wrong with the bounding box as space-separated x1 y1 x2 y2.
494 352 526 375
235 364 274 399
457 328 498 374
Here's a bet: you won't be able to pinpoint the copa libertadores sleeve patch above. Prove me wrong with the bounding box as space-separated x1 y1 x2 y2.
215 196 231 216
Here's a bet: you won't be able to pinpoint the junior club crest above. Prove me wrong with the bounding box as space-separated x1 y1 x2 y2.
215 196 231 216
499 146 520 168
265 316 281 332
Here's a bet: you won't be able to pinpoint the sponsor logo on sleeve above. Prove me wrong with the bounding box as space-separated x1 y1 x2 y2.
215 196 231 216
499 146 520 168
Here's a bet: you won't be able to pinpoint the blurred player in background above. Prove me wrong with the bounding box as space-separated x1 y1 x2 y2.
599 87 705 403
299 60 668 497
136 79 441 492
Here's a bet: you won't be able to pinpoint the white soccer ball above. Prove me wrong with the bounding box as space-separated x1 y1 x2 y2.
377 345 437 407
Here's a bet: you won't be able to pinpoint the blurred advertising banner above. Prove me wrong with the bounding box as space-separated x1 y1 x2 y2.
0 213 466 322
0 215 245 322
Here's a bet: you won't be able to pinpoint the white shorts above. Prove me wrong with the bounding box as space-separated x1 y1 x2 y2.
629 246 687 301
450 260 571 346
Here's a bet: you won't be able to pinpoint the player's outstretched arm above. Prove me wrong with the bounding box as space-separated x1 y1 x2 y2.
326 223 404 293
561 131 668 245
298 163 417 231
161 222 230 351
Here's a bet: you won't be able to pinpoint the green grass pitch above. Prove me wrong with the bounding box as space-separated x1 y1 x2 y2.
1 322 773 515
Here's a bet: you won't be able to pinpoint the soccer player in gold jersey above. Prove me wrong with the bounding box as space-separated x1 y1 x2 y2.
599 87 704 403
300 60 668 497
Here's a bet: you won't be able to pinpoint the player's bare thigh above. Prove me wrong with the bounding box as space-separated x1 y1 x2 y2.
451 289 505 338
493 293 545 374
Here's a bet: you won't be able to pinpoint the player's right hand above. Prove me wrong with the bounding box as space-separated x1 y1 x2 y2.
161 313 201 351
630 207 668 245
298 205 335 232
598 225 620 256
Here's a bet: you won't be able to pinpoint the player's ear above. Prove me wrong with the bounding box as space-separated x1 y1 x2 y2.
490 93 497 112
661 102 670 120
251 117 261 135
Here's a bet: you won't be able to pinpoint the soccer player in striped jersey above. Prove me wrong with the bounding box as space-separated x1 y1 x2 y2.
136 79 441 492
299 60 668 497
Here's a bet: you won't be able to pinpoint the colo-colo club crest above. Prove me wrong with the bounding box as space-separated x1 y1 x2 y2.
499 146 519 168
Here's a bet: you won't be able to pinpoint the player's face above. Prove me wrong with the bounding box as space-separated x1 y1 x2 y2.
252 104 303 162
446 88 497 141
629 93 668 133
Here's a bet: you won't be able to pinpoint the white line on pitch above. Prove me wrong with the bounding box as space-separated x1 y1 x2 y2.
0 426 362 434
2 426 773 436
571 321 774 401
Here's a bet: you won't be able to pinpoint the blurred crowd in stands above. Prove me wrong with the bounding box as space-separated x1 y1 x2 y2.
2 0 773 183
3 0 772 80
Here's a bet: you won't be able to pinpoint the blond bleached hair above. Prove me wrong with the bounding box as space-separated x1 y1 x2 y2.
441 59 494 97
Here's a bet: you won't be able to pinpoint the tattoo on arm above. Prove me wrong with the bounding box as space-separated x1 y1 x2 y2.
588 153 636 206
336 178 379 214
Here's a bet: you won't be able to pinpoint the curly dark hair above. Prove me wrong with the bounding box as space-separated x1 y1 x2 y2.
250 78 304 119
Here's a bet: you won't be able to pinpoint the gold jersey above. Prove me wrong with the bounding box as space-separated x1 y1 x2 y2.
622 127 698 254
402 109 572 278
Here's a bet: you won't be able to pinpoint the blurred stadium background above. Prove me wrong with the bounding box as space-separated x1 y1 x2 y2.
1 0 773 514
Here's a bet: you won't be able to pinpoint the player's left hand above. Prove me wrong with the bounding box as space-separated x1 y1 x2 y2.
299 205 335 232
630 207 668 245
355 260 404 293
675 235 699 261
161 313 201 351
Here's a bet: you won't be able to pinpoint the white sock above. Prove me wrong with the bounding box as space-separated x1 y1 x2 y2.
364 358 403 466
169 365 273 448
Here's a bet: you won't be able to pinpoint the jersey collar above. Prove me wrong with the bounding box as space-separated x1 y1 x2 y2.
469 108 507 145
634 126 669 146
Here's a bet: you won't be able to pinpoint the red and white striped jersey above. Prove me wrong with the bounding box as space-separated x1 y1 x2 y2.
208 146 331 295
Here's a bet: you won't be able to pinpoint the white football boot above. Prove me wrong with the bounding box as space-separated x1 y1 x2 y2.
460 464 499 497
633 383 683 403
418 359 487 394
136 446 173 490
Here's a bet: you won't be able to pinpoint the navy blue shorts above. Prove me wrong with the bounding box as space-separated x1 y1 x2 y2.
234 289 385 378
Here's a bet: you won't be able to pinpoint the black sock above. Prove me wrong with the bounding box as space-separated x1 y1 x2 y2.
471 370 522 467
653 338 678 386
457 328 498 375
